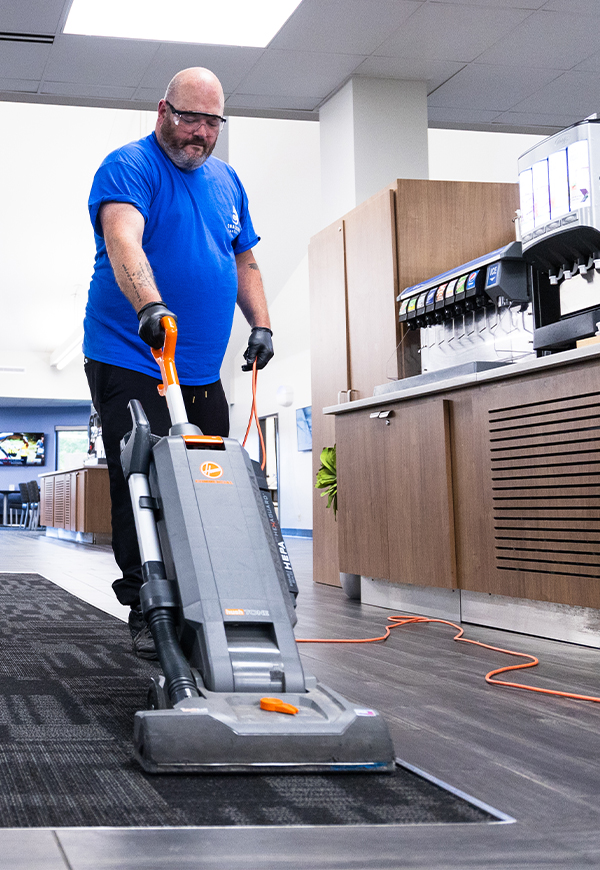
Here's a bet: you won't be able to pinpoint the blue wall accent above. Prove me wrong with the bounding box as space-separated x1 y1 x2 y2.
0 405 91 489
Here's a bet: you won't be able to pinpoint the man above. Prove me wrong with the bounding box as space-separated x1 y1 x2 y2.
83 67 273 658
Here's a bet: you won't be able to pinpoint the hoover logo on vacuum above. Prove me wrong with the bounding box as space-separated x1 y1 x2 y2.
200 461 223 479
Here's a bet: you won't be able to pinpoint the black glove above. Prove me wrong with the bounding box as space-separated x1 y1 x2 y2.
242 327 274 371
137 301 177 349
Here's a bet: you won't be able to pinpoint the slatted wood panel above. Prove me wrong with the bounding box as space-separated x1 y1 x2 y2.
489 391 600 581
53 476 66 528
40 476 54 527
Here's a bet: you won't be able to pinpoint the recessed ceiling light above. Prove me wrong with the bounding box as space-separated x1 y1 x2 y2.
64 0 303 48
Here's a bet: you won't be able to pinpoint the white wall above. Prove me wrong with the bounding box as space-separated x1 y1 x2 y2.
226 116 321 533
428 128 544 183
0 101 155 401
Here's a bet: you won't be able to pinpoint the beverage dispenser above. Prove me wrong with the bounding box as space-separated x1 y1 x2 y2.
518 117 600 350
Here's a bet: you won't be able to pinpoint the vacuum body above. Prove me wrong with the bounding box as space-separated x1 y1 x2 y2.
122 319 395 774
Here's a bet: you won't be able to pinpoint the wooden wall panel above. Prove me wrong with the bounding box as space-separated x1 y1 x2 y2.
395 179 520 293
336 409 389 580
308 219 349 587
82 469 112 534
344 188 399 398
396 179 519 379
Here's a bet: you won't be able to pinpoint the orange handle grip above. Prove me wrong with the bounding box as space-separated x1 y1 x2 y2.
151 316 179 396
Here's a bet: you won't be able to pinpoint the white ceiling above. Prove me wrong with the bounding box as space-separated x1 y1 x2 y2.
1 0 599 134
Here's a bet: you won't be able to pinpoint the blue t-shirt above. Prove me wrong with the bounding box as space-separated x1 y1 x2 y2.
83 133 260 385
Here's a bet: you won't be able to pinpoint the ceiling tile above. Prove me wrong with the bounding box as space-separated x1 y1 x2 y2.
431 0 545 6
131 86 164 105
226 93 321 112
427 106 500 125
138 43 264 94
429 63 561 110
0 42 50 78
541 0 600 12
375 3 530 63
0 0 66 34
509 71 600 117
476 11 600 69
0 78 39 93
573 51 600 73
43 35 159 86
353 56 464 91
493 110 583 130
269 0 421 54
235 49 363 98
41 81 136 99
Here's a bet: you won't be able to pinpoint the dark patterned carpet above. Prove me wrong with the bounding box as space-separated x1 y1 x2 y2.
0 573 498 828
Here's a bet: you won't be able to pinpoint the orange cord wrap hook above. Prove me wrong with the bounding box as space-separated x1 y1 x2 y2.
298 615 600 705
242 359 266 471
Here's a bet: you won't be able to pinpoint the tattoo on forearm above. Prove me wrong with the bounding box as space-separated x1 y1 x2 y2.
121 261 155 303
122 264 137 289
248 263 260 270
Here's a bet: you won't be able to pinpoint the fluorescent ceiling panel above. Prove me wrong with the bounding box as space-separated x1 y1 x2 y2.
64 0 303 47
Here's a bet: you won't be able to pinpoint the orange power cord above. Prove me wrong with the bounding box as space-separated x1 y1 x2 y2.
242 360 267 471
298 615 600 704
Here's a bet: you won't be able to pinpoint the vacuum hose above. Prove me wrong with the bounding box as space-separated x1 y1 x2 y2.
146 607 199 704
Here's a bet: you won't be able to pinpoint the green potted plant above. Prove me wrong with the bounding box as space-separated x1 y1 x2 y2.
314 445 337 517
314 445 360 599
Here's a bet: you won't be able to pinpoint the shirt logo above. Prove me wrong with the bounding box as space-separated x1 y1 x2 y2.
227 207 240 237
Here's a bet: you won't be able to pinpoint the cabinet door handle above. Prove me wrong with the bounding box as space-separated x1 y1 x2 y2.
370 410 394 424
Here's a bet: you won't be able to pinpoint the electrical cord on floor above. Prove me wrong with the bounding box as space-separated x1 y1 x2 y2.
242 359 266 470
297 615 600 704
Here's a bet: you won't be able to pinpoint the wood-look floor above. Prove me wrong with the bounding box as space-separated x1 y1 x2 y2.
1 528 600 869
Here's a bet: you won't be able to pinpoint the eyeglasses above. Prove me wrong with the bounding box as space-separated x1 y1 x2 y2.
165 100 226 132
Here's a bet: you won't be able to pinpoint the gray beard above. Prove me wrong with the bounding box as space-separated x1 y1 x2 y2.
159 135 209 171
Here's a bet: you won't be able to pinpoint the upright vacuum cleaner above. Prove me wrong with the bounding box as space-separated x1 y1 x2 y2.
121 317 395 773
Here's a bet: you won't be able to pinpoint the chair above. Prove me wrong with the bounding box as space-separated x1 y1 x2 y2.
9 483 30 527
26 480 40 530
6 490 23 525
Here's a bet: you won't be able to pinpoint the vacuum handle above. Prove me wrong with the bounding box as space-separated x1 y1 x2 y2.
151 316 179 397
151 316 190 429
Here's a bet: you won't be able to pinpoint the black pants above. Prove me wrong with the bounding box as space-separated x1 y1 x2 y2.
85 359 229 607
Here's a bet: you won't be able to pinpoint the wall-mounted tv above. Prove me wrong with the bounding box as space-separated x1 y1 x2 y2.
0 433 45 466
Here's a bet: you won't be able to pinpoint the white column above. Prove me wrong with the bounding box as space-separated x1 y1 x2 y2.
319 77 429 226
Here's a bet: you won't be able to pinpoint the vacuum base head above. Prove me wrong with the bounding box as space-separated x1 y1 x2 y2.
134 681 395 774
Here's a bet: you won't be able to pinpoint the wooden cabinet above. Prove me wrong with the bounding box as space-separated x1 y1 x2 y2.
336 398 456 590
309 178 518 586
333 352 600 611
40 466 111 535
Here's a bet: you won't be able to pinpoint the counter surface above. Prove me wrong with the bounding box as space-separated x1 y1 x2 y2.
324 343 600 415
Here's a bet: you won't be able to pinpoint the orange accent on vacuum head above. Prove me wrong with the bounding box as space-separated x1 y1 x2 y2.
260 697 299 715
152 316 179 396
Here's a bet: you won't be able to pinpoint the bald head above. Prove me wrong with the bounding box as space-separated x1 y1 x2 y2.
164 67 224 117
155 67 225 171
